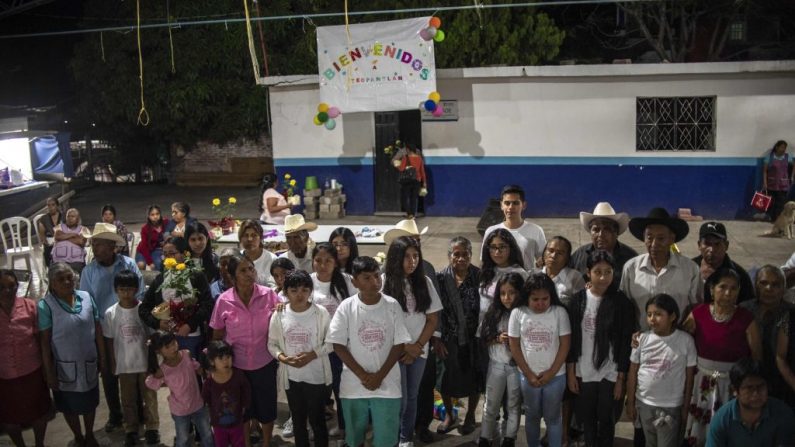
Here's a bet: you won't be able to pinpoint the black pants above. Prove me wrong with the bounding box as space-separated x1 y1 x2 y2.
415 350 436 430
575 378 622 447
286 381 329 447
769 190 789 220
101 347 123 424
400 181 421 217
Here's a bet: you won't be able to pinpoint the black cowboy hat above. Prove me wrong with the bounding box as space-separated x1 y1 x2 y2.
628 207 690 242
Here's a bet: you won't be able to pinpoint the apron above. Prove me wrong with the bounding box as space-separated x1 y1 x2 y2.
44 291 98 392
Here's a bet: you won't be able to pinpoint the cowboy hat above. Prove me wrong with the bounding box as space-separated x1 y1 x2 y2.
90 222 125 246
284 214 318 234
579 202 630 235
628 207 690 242
383 219 429 246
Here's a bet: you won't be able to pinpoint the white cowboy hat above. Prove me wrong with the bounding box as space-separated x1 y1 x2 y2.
579 202 630 235
383 219 429 246
90 222 125 246
284 214 318 234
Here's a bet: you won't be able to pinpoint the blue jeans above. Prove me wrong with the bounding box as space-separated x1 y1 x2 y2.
135 249 163 271
172 407 213 447
329 352 345 430
481 361 521 441
399 356 427 442
519 373 567 447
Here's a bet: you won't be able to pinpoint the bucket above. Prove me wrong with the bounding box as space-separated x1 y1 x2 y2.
305 176 318 190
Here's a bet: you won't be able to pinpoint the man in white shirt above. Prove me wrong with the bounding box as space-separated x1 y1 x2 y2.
482 185 546 269
620 207 702 330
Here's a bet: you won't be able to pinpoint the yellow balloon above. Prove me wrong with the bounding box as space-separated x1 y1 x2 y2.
313 115 322 126
428 91 441 103
318 103 329 113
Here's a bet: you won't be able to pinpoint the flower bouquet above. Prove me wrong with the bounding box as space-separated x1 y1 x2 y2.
208 196 238 236
153 255 203 331
282 173 301 206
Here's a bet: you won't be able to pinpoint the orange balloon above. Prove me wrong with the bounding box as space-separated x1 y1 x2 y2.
429 17 441 29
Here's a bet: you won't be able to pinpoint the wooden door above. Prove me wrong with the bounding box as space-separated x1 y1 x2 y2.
373 110 422 214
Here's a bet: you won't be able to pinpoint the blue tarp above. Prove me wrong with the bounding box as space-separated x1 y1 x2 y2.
31 133 74 177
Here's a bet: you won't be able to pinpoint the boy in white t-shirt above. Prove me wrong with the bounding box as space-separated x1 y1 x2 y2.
482 184 547 269
102 270 159 447
326 256 411 447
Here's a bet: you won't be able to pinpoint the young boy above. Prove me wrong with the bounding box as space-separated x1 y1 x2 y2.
326 256 411 447
102 269 159 446
481 184 547 269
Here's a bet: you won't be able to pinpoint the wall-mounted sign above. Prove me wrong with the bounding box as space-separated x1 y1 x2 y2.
421 100 458 121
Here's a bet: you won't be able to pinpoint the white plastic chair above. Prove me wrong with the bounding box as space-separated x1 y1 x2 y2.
0 217 36 275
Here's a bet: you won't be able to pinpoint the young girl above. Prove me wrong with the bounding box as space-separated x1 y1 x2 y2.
267 270 332 447
144 332 213 447
185 221 220 283
270 257 296 301
311 242 357 438
329 227 359 274
626 294 696 447
509 273 571 447
202 340 251 447
135 205 168 271
478 272 524 447
382 236 443 447
567 250 636 447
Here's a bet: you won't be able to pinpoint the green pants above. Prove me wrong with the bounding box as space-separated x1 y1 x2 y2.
341 397 401 447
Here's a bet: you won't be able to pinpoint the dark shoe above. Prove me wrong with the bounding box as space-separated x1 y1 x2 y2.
478 438 491 447
436 419 458 434
144 430 160 445
501 437 515 447
415 427 434 443
124 432 139 447
459 418 476 435
104 419 123 432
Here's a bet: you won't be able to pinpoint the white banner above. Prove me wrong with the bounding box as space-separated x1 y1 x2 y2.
317 17 436 112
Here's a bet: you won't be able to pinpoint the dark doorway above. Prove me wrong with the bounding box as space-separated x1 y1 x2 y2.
373 110 422 214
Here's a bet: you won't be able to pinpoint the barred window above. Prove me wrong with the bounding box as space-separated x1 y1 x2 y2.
636 97 716 151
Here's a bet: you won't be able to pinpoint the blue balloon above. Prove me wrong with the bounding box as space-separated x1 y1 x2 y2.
424 99 436 111
324 118 336 130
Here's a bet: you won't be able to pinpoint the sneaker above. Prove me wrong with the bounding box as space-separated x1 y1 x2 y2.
282 417 294 438
144 430 160 445
415 427 434 444
478 438 491 447
399 442 414 447
104 419 123 433
501 437 515 447
124 432 138 447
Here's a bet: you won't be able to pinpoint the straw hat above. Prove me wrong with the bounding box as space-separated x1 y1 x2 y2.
628 207 690 242
90 222 125 246
579 202 630 235
383 219 429 246
283 214 318 234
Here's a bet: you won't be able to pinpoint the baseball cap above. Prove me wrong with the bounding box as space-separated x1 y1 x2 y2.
699 221 727 240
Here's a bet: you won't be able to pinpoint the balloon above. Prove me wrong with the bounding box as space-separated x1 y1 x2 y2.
313 115 322 126
324 118 336 130
418 101 427 111
428 91 441 103
327 106 340 118
317 103 329 113
433 30 445 43
429 17 441 29
317 112 329 123
419 28 431 41
426 26 437 38
433 105 444 117
423 100 436 112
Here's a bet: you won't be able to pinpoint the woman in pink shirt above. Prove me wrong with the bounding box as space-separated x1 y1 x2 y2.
210 254 280 447
0 269 51 447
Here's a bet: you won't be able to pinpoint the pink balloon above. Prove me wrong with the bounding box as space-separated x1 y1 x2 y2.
432 105 444 117
328 106 340 118
419 28 432 41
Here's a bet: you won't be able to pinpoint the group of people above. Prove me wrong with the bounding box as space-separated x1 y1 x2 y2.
3 182 795 447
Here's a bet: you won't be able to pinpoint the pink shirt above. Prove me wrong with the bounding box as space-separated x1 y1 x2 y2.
0 297 42 379
145 350 204 416
210 284 279 370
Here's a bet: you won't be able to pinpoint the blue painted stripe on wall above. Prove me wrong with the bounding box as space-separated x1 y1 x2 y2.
275 155 759 167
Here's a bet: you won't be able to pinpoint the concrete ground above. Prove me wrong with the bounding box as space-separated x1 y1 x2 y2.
4 184 795 446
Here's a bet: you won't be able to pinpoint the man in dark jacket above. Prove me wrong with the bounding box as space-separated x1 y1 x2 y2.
691 221 754 304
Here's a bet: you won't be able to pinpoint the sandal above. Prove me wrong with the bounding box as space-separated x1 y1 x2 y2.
436 419 458 434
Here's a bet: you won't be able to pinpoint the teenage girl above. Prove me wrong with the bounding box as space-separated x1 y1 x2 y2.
135 205 168 271
185 221 220 283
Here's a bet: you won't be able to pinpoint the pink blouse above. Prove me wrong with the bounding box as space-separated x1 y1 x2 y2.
145 350 204 416
0 297 42 379
209 284 279 371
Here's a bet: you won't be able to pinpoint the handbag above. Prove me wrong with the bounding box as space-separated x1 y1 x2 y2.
398 165 418 184
751 190 772 212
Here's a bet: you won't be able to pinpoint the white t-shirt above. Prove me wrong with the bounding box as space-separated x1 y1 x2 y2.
260 188 290 225
577 289 618 382
630 329 697 407
483 221 547 270
280 305 326 385
247 249 277 287
508 305 571 376
485 314 513 364
326 293 411 399
394 276 443 358
479 266 528 325
311 272 358 319
102 303 150 374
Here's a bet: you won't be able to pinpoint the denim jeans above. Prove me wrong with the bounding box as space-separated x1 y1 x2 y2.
519 373 567 447
329 352 345 430
481 360 521 441
399 356 427 442
172 407 213 447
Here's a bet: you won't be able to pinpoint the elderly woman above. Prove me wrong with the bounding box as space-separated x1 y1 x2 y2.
210 254 281 447
238 219 277 287
163 201 195 240
435 237 482 435
539 236 586 307
0 270 51 447
210 247 239 300
51 208 90 273
138 237 213 358
280 215 317 273
100 204 130 256
37 195 63 266
682 268 762 445
38 263 105 447
259 172 293 225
